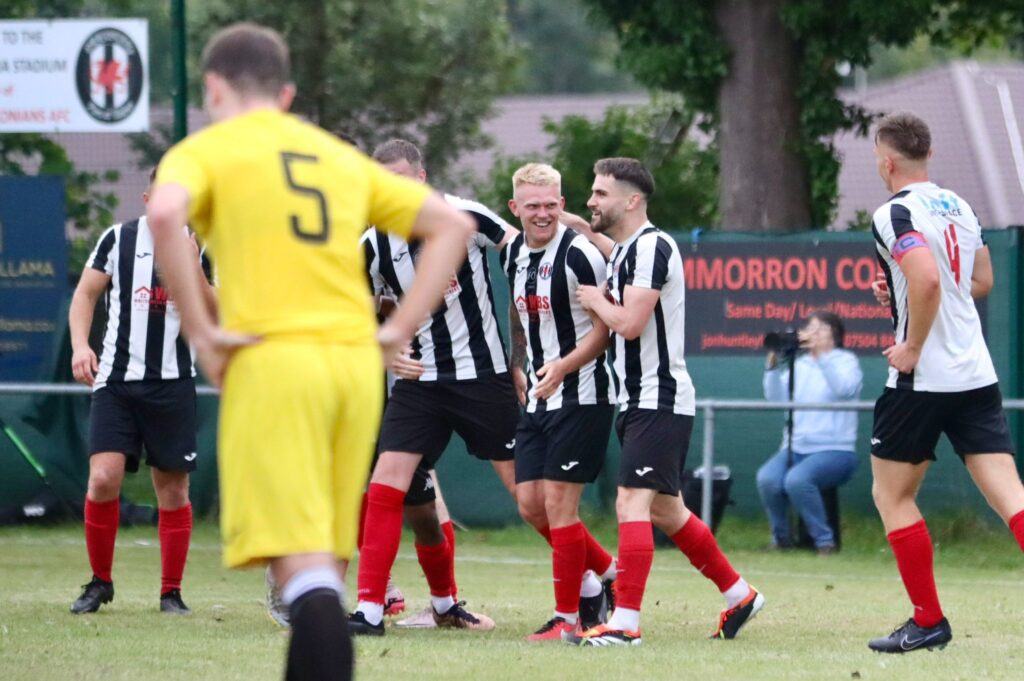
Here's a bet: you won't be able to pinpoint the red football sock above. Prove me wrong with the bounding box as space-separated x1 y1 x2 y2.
670 514 741 592
84 497 119 583
415 541 454 598
551 523 587 615
888 520 944 628
615 521 654 611
441 520 458 598
581 524 614 577
159 504 192 595
1010 510 1024 552
357 491 369 551
356 483 406 604
535 524 553 546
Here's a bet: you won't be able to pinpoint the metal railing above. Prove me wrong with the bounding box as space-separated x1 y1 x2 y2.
3 383 1022 526
694 399 1024 526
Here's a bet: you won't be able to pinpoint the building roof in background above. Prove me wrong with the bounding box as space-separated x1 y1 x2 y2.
53 62 1023 230
835 61 1024 230
455 92 649 183
49 107 209 228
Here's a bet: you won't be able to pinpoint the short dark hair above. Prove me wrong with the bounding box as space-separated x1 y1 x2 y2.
808 310 846 348
875 112 931 161
372 139 422 166
593 157 655 198
148 166 157 184
202 23 290 97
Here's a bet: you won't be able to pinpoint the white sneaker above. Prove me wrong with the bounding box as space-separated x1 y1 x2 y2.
265 566 290 627
394 605 437 629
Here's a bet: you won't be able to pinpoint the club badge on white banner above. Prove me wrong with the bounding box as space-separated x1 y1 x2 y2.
0 18 148 133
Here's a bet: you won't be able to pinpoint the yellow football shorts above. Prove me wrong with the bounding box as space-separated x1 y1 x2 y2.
217 340 383 569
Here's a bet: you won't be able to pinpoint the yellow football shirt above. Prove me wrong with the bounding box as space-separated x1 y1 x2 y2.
156 109 431 344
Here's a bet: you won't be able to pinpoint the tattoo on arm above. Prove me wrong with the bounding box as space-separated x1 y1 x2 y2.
509 298 527 370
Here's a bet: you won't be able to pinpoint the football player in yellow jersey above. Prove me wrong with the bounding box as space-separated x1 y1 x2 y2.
146 23 476 681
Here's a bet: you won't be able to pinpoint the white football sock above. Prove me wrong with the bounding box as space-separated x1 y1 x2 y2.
600 558 617 582
580 570 603 598
356 600 384 625
281 565 344 607
431 595 456 614
554 610 578 624
723 577 751 609
607 606 640 632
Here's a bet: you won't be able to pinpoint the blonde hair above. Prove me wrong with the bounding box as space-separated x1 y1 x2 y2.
512 163 561 192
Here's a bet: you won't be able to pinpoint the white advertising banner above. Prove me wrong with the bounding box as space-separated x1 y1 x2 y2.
0 19 148 132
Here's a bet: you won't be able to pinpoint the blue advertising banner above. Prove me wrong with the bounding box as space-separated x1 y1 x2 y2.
0 176 68 380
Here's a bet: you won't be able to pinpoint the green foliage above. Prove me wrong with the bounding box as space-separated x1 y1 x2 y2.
476 101 717 231
505 0 635 93
585 0 1024 229
189 0 519 183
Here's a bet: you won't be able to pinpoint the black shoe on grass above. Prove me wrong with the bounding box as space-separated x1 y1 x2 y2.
868 618 952 653
579 592 605 630
348 610 385 636
160 589 192 615
711 588 765 639
70 577 114 614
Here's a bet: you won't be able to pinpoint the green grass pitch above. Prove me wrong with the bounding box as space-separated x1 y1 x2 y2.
1 516 1022 680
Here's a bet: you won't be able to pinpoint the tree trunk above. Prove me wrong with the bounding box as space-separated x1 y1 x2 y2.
714 0 811 232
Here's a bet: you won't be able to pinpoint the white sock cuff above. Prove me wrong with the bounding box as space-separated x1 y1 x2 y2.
280 566 344 607
580 570 603 598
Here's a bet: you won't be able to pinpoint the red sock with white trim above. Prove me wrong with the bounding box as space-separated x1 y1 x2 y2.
670 514 742 594
551 523 586 617
356 484 406 608
441 520 458 598
614 521 654 612
582 524 615 578
158 503 192 595
84 497 119 583
888 520 944 628
1010 510 1024 552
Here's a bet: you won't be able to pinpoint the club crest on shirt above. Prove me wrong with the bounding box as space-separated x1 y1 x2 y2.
134 285 172 314
443 274 462 302
539 263 553 280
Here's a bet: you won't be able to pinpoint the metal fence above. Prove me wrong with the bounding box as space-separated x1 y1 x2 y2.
3 383 1023 526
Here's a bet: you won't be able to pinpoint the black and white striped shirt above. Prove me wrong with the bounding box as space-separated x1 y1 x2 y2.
608 223 695 415
501 225 615 412
872 182 996 392
87 216 212 390
361 194 511 382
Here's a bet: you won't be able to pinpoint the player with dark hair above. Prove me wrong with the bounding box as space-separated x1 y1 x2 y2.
568 157 764 646
348 138 519 635
68 172 214 617
146 23 476 681
866 111 1024 653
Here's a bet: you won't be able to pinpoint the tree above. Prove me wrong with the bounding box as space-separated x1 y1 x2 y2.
584 0 1024 232
505 0 635 94
475 101 717 231
188 0 519 183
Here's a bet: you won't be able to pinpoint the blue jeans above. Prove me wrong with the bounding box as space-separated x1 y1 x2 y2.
755 448 859 548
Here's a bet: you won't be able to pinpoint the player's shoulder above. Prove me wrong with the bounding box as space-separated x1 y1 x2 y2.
565 229 604 259
871 190 912 227
444 193 504 221
636 225 679 253
359 226 377 245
